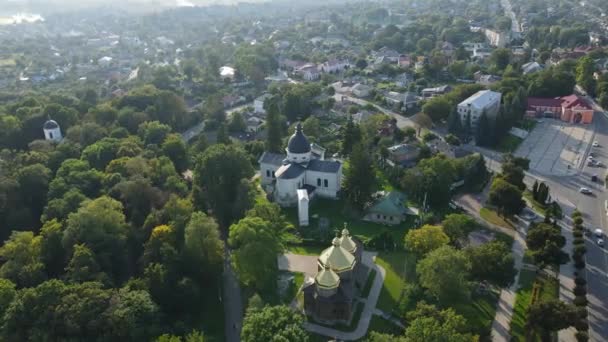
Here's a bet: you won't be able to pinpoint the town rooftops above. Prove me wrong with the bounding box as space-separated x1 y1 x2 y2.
459 90 502 109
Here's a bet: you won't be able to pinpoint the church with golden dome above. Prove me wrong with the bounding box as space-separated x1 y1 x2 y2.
302 226 365 323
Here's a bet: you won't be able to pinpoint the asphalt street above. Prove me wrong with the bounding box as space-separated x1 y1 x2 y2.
466 96 608 341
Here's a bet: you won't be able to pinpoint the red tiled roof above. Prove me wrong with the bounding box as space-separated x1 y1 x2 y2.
527 97 562 110
559 94 592 110
527 95 592 111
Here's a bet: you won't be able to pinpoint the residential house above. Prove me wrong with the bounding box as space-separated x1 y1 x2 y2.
372 47 401 62
246 116 264 133
463 42 486 53
457 90 502 128
386 143 421 167
219 66 236 81
352 111 374 125
472 47 493 60
298 64 321 81
395 72 414 87
351 83 372 98
398 55 411 68
222 94 245 108
422 85 452 98
525 95 594 124
522 61 543 75
384 91 407 109
484 29 510 47
279 58 307 71
320 59 351 74
475 74 502 86
364 191 418 225
254 93 272 114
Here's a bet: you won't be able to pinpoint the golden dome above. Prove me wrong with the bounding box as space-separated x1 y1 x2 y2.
315 262 340 290
319 237 356 273
339 225 357 254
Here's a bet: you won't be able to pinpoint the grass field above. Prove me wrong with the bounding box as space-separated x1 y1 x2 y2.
480 207 516 230
523 191 547 215
375 251 416 313
510 270 559 341
511 269 536 341
496 135 524 153
453 290 500 339
284 197 415 242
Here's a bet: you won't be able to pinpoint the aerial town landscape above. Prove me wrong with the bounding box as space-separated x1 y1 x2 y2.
2 0 608 341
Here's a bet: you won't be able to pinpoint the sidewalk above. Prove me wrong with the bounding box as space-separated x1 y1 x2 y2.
557 221 577 341
303 252 386 341
490 221 528 342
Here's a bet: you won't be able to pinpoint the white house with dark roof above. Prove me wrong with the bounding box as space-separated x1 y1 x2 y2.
259 123 342 207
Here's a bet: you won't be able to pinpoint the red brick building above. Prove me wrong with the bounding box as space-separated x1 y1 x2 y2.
525 94 594 124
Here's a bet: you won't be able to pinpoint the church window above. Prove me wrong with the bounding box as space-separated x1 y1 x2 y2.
324 179 329 187
272 171 275 178
49 132 53 139
317 178 321 186
266 170 270 177
376 214 380 219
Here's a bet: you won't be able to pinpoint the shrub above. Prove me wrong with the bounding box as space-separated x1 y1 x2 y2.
574 295 588 306
574 318 589 331
574 260 586 269
573 231 583 239
574 285 587 296
575 331 589 342
575 277 587 286
573 245 587 257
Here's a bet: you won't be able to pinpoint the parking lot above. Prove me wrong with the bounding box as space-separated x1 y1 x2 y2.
515 120 594 176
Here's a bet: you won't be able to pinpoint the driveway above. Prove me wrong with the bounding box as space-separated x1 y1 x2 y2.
277 253 318 276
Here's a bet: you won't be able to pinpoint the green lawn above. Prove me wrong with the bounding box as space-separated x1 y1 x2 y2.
510 269 538 342
496 135 523 153
479 207 516 230
523 191 546 215
452 290 500 339
375 251 416 313
285 197 415 242
361 269 377 298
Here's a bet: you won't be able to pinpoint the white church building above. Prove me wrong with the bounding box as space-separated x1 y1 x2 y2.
43 118 63 142
259 123 343 209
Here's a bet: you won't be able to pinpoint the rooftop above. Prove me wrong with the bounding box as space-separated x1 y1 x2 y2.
459 90 502 109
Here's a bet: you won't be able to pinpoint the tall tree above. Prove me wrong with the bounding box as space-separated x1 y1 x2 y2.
465 241 516 287
0 231 46 287
527 299 579 340
576 56 597 96
63 196 129 283
488 178 526 216
241 305 308 342
264 97 284 153
417 246 471 303
441 214 476 242
404 225 449 256
183 212 224 279
341 116 362 156
526 222 569 268
193 144 254 227
475 111 491 146
404 302 473 342
229 217 282 291
343 143 376 210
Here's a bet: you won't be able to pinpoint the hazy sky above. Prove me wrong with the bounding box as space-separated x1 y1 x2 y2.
2 0 270 14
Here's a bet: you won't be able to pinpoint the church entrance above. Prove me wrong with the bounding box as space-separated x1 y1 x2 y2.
573 113 582 124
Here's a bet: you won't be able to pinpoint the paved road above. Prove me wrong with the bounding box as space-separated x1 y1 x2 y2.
333 94 417 130
303 252 386 341
223 249 243 342
468 94 608 341
500 0 522 36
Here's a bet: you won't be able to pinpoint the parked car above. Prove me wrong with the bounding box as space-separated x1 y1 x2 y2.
593 141 600 147
580 187 593 195
598 239 604 247
595 228 603 237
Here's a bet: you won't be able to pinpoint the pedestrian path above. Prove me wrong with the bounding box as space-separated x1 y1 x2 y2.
490 222 528 342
